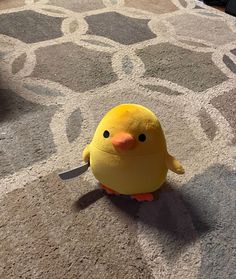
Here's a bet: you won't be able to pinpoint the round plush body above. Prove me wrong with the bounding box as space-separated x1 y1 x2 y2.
83 104 184 196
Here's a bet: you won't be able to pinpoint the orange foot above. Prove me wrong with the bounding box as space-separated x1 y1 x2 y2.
131 193 154 202
100 184 120 195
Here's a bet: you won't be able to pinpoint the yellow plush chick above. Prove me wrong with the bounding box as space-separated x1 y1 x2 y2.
83 104 184 201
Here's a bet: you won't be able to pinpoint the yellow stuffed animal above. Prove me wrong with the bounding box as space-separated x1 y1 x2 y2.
83 104 184 201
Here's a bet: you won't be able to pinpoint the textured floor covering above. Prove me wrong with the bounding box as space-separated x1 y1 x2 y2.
0 0 235 278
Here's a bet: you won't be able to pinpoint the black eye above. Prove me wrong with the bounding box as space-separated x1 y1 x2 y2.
138 134 146 142
103 130 110 138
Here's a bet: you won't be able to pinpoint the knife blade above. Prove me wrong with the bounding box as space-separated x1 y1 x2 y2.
58 162 90 180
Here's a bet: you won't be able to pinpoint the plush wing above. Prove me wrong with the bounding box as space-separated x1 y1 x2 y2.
83 144 90 163
165 153 185 174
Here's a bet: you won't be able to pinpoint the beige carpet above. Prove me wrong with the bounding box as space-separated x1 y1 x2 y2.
0 0 235 278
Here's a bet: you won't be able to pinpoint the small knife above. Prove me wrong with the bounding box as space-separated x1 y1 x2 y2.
58 162 90 180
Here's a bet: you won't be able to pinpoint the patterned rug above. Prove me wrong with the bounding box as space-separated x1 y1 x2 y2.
0 0 235 278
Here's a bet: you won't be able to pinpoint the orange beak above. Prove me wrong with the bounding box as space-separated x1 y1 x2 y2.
111 132 136 150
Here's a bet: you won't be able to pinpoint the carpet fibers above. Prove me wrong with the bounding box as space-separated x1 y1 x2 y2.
0 0 235 278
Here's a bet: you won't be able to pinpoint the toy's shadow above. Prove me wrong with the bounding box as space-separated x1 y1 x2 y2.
74 183 211 237
110 184 211 234
73 188 105 210
73 183 212 259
